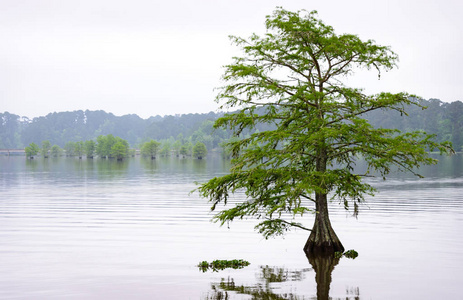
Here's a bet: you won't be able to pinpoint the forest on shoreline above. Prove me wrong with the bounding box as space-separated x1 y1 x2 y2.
1 98 463 152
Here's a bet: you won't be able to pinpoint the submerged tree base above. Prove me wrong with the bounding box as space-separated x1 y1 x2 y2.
303 194 345 256
303 239 345 257
303 220 345 256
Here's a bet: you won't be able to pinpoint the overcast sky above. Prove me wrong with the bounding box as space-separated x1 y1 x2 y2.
1 0 462 119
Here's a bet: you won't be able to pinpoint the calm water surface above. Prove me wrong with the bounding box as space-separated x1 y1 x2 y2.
1 155 462 299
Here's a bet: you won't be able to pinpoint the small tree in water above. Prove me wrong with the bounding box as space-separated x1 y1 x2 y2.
25 142 40 159
197 8 453 256
193 142 208 159
40 140 51 158
141 139 161 159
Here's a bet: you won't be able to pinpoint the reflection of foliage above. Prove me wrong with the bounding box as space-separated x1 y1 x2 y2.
343 287 360 300
198 259 250 272
203 266 312 300
204 257 361 299
96 159 129 176
259 266 310 283
206 276 304 300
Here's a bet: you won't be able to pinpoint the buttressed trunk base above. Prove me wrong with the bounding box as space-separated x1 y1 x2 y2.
303 193 344 256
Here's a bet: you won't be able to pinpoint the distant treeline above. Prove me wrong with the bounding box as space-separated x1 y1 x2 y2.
0 110 228 152
23 134 209 160
1 98 462 151
363 98 463 151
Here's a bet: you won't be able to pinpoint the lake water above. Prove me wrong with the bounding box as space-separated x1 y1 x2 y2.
1 154 462 299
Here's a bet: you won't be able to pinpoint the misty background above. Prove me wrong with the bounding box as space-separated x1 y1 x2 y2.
1 0 462 119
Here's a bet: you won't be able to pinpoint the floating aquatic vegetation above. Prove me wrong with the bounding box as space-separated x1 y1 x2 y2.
334 249 359 259
198 259 250 272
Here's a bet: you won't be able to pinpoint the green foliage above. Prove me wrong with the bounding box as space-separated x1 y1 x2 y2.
96 134 117 158
110 138 129 160
24 142 39 158
74 141 84 158
62 135 129 160
185 142 193 155
172 139 182 157
334 249 358 259
64 141 76 156
2 99 461 154
63 141 84 157
160 142 171 157
343 249 359 259
197 7 454 242
220 136 241 159
84 140 96 158
50 145 62 157
40 140 51 158
11 110 146 147
141 139 161 158
198 259 250 272
0 112 23 149
179 144 189 157
193 142 208 159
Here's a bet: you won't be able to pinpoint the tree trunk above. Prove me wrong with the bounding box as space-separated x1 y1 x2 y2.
303 192 344 256
305 141 344 256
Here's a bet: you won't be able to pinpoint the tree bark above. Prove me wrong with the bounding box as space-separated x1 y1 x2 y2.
303 192 344 256
304 139 345 256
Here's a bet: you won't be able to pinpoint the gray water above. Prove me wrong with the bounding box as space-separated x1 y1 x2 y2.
1 155 462 299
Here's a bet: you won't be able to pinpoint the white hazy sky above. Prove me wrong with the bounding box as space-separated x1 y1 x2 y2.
1 0 462 119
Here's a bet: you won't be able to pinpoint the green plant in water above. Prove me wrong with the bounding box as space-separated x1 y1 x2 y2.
198 259 250 272
334 249 359 259
344 249 359 259
198 261 210 269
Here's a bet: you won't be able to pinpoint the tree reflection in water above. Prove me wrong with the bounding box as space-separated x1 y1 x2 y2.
308 254 338 299
204 265 311 300
306 254 359 300
203 256 360 300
